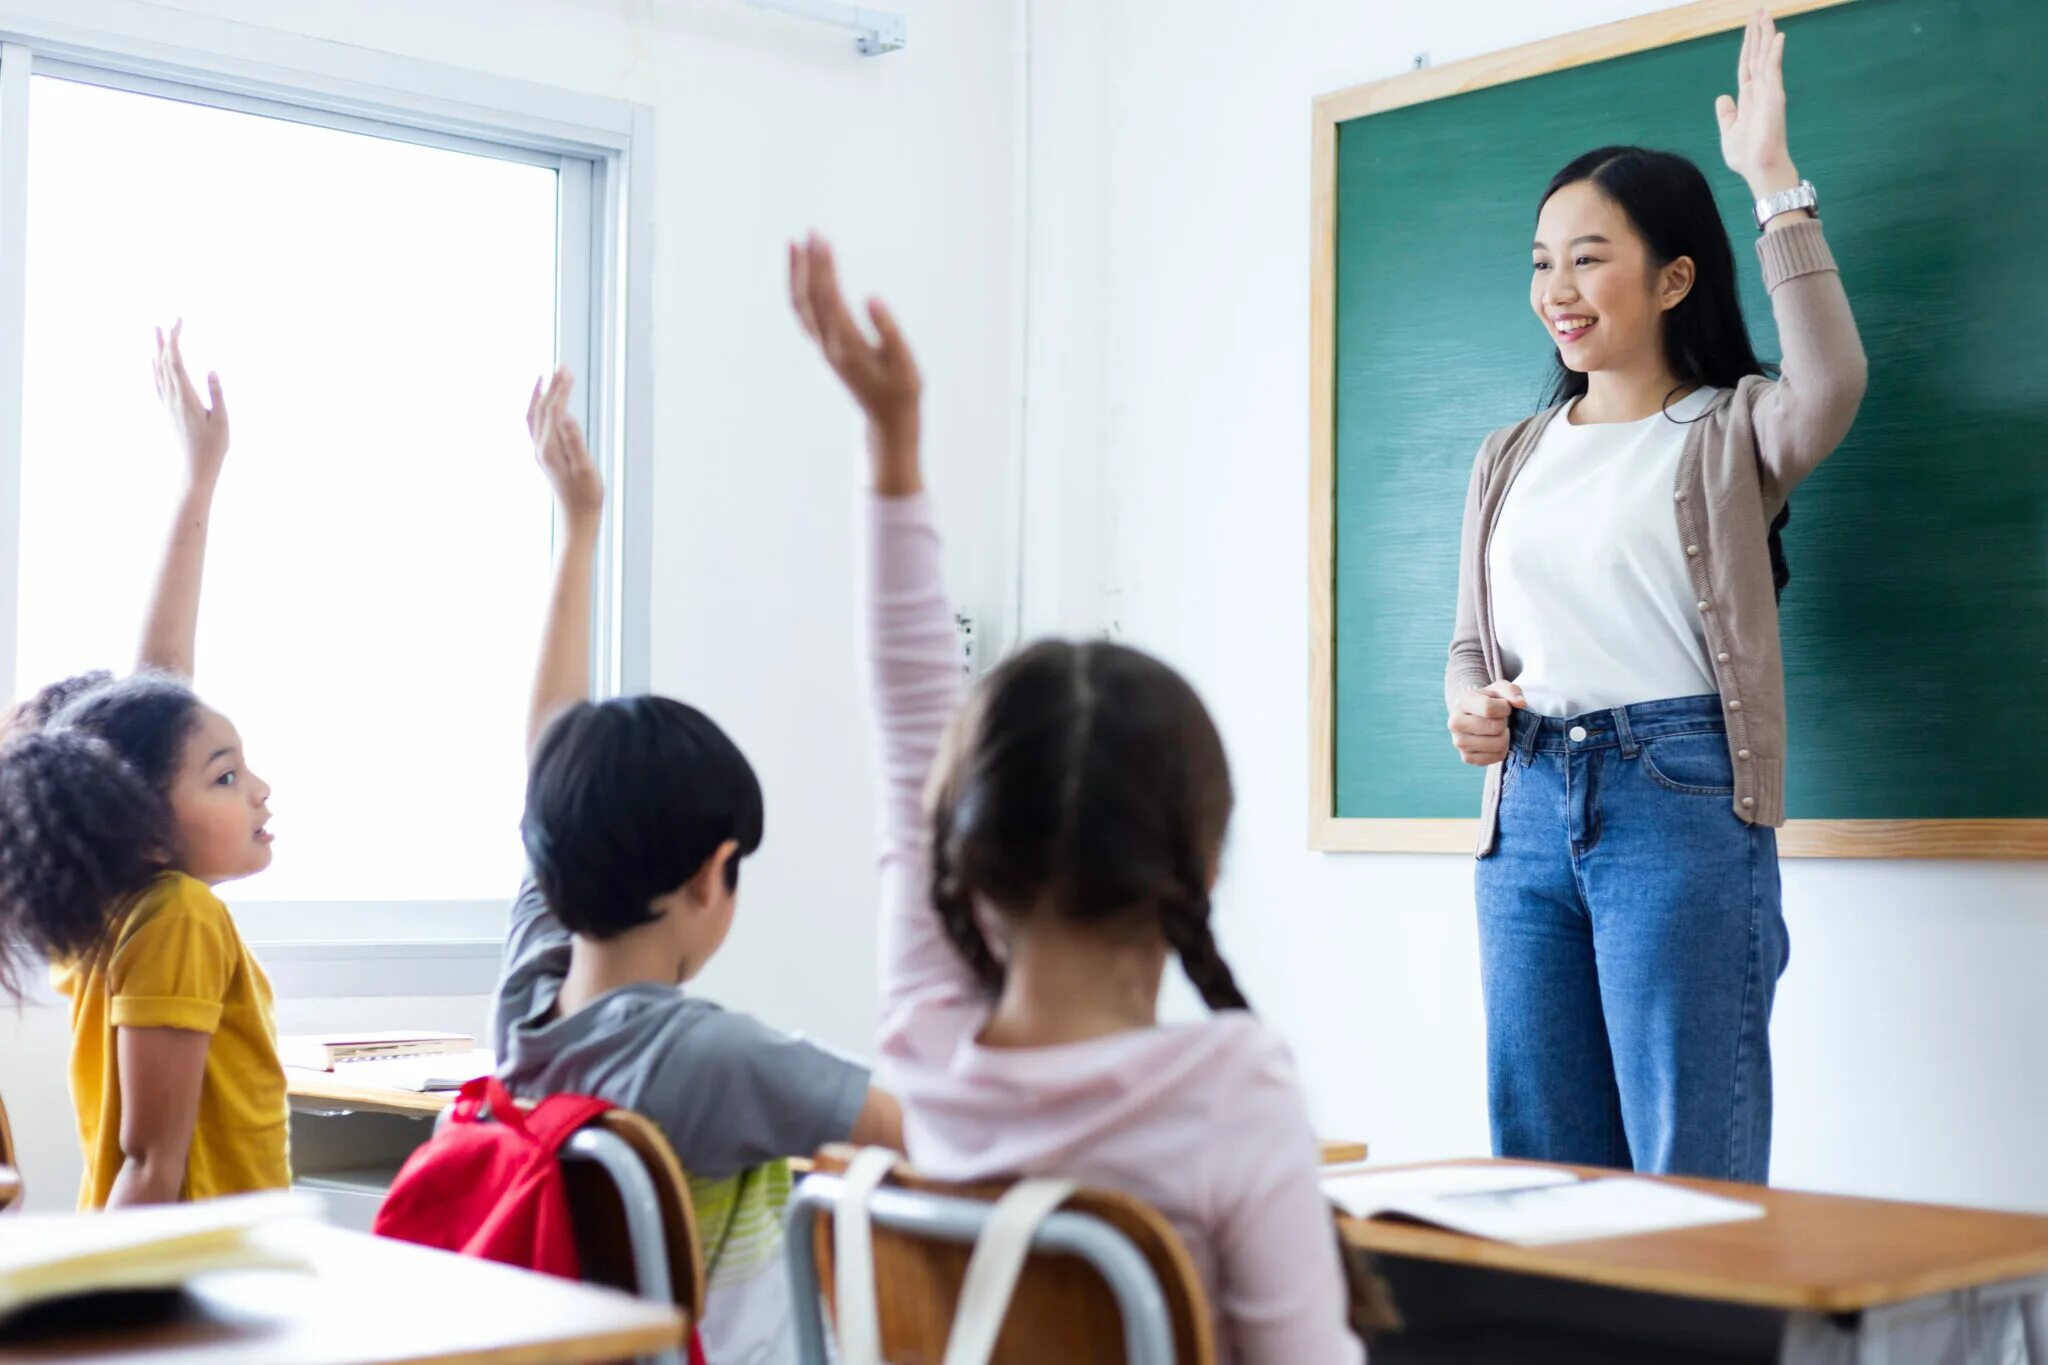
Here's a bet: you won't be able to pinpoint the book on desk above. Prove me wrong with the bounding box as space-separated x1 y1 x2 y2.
1323 1161 1764 1247
0 1191 322 1324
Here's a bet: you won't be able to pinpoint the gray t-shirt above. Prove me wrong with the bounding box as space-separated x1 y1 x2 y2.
490 881 869 1182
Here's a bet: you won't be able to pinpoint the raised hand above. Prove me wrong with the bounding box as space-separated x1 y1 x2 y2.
527 367 604 531
789 233 922 495
1715 9 1800 197
523 368 602 754
152 320 229 491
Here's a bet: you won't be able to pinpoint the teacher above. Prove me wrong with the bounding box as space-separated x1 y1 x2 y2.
1444 10 1865 1183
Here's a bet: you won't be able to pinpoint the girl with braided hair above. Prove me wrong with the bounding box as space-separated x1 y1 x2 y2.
0 324 285 1208
792 235 1365 1364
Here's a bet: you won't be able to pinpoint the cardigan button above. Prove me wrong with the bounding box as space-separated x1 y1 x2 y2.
1741 796 1756 808
1697 600 1711 612
1717 651 1731 663
1686 544 1701 556
1728 700 1743 712
1738 749 1751 759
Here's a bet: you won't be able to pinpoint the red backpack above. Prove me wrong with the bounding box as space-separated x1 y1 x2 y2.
374 1076 707 1363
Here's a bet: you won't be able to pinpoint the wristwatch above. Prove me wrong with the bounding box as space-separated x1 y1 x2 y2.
1753 179 1819 230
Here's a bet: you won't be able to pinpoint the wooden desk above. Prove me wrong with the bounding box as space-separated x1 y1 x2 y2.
286 1069 454 1121
0 1219 683 1364
289 1073 1372 1168
0 1164 18 1212
284 1073 452 1231
1344 1161 2048 1363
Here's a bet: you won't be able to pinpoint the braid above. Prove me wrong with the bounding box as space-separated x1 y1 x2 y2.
1160 890 1250 1013
928 808 1005 995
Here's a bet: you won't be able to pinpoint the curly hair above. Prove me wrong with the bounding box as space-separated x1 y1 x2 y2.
928 639 1249 1013
0 668 113 741
0 673 200 999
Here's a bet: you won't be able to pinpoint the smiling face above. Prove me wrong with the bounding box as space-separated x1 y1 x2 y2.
1531 178 1694 381
166 706 273 885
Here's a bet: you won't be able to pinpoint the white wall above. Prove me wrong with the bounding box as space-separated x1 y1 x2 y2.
1 0 1019 1209
1019 0 2048 1213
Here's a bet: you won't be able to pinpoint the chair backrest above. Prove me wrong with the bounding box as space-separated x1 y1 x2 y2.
428 1099 705 1363
558 1108 706 1323
0 1087 17 1210
789 1145 1216 1365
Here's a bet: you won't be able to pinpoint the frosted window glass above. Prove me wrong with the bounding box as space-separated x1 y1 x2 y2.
16 76 560 902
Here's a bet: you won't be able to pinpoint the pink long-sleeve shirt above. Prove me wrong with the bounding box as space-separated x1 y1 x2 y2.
866 492 1364 1365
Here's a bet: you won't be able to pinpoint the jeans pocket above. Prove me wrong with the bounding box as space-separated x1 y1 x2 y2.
1637 732 1736 796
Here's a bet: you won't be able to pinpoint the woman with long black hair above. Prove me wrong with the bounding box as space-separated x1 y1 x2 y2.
1445 10 1866 1182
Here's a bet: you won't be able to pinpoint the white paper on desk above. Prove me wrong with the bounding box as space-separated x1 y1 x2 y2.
1327 1167 1764 1246
328 1049 496 1092
1323 1162 1578 1219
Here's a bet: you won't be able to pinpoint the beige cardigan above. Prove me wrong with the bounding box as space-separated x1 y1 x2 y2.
1447 217 1867 855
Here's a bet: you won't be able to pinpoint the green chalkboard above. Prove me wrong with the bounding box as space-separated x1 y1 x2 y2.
1324 0 2048 835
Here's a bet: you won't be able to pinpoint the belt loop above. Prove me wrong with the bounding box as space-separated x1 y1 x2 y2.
1514 708 1541 763
1613 704 1639 759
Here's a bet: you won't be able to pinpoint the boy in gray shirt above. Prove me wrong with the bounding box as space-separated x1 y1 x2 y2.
494 372 900 1364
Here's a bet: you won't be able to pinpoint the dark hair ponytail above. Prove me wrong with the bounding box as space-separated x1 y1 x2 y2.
929 640 1248 1013
0 673 200 999
1538 146 1793 598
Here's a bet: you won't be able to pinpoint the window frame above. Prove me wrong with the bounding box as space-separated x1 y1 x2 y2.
0 7 654 988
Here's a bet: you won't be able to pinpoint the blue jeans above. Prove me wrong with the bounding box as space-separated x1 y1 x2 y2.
1475 695 1788 1182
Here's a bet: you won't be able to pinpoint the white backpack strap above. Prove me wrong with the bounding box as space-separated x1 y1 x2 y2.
941 1177 1081 1365
832 1146 900 1365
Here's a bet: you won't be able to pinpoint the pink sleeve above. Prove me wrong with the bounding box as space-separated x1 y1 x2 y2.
1204 1042 1366 1365
866 492 983 1078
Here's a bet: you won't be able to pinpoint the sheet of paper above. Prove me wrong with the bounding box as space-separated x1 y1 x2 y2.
1412 1176 1766 1246
329 1049 496 1092
1322 1162 1578 1219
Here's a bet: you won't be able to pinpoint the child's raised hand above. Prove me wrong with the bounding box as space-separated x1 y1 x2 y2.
526 367 604 530
152 321 228 490
789 233 922 495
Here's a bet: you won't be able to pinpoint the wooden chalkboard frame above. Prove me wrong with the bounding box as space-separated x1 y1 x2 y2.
1307 0 2046 859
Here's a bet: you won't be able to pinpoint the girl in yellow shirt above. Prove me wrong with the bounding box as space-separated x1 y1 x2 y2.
0 323 286 1207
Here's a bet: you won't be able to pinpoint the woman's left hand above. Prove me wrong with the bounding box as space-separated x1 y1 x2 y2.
1715 9 1799 196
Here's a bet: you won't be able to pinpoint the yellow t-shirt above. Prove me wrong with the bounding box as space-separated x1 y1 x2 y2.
51 871 289 1207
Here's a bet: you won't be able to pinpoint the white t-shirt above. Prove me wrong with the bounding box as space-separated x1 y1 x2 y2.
1487 387 1724 718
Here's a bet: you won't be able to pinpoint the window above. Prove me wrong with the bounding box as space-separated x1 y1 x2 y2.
0 24 650 954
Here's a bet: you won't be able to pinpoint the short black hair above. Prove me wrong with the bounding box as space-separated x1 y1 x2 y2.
521 696 765 940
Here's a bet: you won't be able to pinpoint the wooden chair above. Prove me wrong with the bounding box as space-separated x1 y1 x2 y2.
561 1108 706 1362
431 1100 705 1365
0 1084 15 1168
0 1086 17 1211
788 1144 1217 1365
